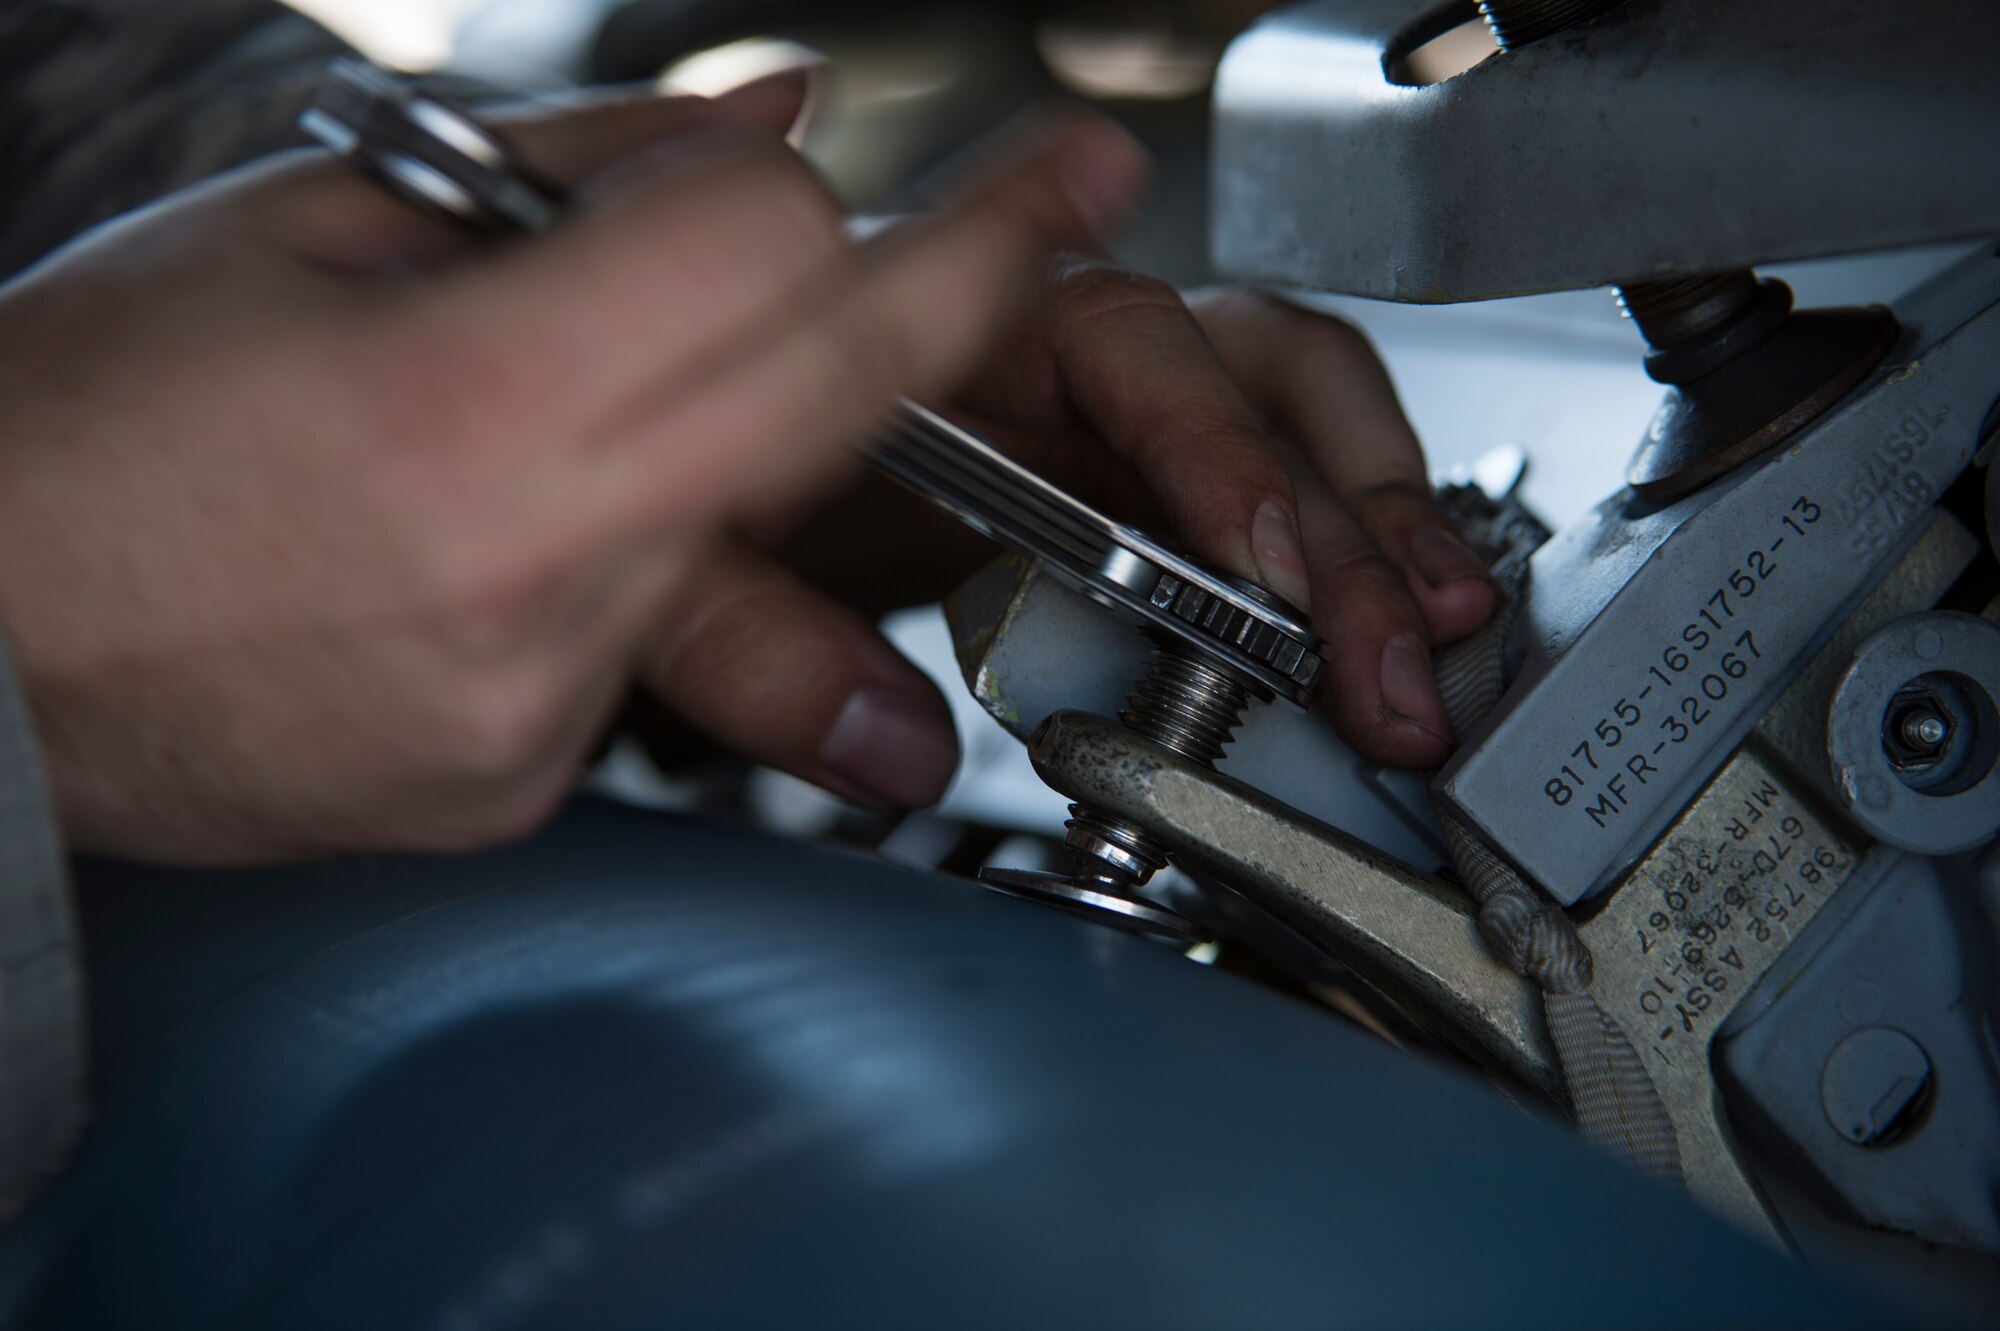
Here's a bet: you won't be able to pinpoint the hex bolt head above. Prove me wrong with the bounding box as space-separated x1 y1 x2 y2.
1880 682 1965 775
1820 1026 1933 1147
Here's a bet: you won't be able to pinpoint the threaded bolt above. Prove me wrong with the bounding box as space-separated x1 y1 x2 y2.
1617 272 1762 348
1477 0 1629 50
1063 647 1253 888
1614 268 1795 387
1902 711 1949 750
1119 650 1252 765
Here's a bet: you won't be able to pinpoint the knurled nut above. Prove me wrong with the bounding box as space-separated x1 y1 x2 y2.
1149 573 1316 690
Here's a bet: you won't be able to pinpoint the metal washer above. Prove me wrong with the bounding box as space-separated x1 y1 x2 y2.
977 868 1207 945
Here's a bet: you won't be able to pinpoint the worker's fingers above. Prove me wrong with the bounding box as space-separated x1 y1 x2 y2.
1294 470 1458 769
635 537 959 808
1188 289 1495 643
1335 478 1497 643
597 110 1148 527
719 408 1165 622
956 260 1311 611
236 69 812 270
417 118 852 425
762 467 1018 615
502 67 812 163
931 412 1159 526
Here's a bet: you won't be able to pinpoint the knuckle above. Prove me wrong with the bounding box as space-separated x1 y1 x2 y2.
1319 542 1419 607
976 180 1071 270
586 134 852 338
411 767 570 854
438 659 563 782
1341 478 1446 540
1191 446 1277 491
435 548 565 665
1169 415 1278 479
819 297 911 409
411 560 576 780
369 319 564 453
1291 304 1371 358
1234 294 1376 372
1050 260 1186 325
1209 287 1358 343
469 768 573 848
370 324 484 439
1349 477 1439 511
730 144 847 258
1181 284 1265 333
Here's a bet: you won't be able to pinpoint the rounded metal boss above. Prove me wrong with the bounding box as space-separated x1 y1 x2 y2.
1825 610 2000 854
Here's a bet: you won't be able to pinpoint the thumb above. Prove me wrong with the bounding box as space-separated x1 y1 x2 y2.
636 538 959 809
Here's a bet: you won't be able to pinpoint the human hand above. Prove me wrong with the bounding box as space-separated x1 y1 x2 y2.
695 267 1496 793
959 275 1496 770
0 74 1146 862
1183 285 1497 765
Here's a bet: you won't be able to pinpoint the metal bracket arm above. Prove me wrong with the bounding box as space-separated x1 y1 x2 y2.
1028 709 1559 1101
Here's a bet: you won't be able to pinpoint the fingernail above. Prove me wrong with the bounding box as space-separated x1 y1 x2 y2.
820 685 958 809
1379 633 1452 742
1250 501 1313 614
1051 115 1148 234
1409 525 1491 589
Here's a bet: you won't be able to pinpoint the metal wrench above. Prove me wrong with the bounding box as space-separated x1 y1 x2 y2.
300 59 1323 705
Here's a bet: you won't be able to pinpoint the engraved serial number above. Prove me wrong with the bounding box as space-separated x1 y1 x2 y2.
1840 403 1948 558
1543 495 1821 828
1617 776 1852 1053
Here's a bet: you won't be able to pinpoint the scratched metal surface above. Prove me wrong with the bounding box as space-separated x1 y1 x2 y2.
1578 747 1862 1245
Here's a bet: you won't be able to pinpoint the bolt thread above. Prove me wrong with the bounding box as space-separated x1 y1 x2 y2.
1903 713 1948 748
1477 0 1627 50
1119 649 1252 765
1064 647 1253 887
1616 271 1763 348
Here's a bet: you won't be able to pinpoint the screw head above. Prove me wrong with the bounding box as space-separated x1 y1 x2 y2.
1901 710 1950 750
1882 684 1956 772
